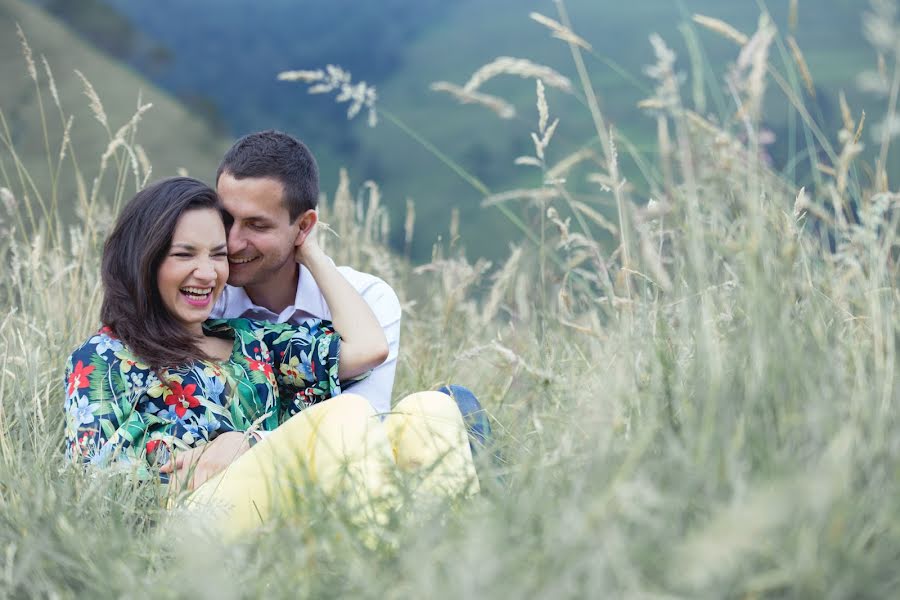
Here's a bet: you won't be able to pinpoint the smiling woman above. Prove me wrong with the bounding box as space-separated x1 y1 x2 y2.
69 176 364 468
63 176 479 540
156 209 229 336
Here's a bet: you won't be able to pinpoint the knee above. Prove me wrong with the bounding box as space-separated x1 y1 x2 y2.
311 393 378 430
279 392 375 435
394 391 462 421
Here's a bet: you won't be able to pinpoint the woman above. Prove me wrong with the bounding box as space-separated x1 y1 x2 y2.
64 177 478 537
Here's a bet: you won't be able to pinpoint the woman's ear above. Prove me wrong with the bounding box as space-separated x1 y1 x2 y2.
294 209 318 246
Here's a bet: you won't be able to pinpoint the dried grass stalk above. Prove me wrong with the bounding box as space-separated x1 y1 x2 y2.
515 156 543 168
483 245 523 322
463 57 573 93
430 82 516 119
546 148 595 180
40 56 60 109
16 25 37 82
639 229 673 292
839 91 855 133
692 14 749 46
74 70 109 131
404 198 415 255
571 200 619 235
482 187 559 207
787 35 815 97
529 12 592 50
536 79 549 135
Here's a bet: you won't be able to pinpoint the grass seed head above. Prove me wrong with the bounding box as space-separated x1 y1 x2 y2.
529 12 592 50
430 82 516 119
463 57 573 93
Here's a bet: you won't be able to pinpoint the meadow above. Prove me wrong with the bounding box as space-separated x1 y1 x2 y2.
1 1 899 598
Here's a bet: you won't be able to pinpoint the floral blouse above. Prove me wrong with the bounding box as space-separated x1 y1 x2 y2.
63 318 347 476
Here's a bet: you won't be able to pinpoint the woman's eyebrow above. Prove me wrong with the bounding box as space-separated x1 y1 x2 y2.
171 242 227 250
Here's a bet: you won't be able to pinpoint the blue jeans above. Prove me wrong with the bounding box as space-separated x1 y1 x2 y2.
436 384 492 457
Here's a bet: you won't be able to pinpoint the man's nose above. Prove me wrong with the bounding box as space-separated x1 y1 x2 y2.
227 224 246 253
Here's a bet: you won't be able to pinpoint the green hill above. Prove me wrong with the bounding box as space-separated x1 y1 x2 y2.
0 0 228 222
355 0 878 258
7 0 887 259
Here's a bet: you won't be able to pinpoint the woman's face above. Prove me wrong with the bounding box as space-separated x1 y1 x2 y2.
157 208 229 332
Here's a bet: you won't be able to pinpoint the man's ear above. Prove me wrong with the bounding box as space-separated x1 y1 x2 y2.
294 209 318 246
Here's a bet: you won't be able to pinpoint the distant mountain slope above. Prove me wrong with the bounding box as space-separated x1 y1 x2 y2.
0 0 228 221
16 0 882 259
358 0 876 257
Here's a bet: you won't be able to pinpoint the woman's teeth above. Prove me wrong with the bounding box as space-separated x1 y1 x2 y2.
181 287 212 299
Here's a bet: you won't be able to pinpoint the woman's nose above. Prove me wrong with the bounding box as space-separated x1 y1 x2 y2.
194 260 217 281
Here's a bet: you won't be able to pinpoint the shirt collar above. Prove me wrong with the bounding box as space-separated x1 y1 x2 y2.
294 264 331 319
217 284 255 317
218 262 332 321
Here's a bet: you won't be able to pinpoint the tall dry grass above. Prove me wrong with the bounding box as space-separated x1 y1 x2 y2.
1 1 899 597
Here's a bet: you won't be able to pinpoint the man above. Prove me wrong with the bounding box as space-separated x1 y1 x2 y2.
209 130 400 414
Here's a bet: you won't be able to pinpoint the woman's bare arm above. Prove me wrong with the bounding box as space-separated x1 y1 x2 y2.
296 227 388 380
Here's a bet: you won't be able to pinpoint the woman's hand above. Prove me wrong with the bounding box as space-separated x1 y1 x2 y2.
294 223 326 268
160 431 253 491
293 223 389 380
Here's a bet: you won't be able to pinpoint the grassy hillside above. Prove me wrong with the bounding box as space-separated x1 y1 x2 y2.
358 0 879 258
0 0 228 223
23 0 882 260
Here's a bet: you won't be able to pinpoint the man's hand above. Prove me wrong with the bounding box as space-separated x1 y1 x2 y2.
160 431 253 492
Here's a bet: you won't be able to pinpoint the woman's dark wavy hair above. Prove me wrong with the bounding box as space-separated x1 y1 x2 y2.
100 176 229 369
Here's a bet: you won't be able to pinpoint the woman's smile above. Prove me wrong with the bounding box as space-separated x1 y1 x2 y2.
180 286 214 306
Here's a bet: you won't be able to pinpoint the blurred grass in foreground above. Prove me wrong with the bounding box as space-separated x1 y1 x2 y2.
1 1 899 597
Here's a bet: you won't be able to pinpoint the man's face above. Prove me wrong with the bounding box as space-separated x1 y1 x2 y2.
217 171 299 288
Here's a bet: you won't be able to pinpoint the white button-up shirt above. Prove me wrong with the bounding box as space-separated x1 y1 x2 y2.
210 264 400 414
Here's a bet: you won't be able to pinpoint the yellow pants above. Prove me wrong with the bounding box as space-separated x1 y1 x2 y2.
183 391 479 539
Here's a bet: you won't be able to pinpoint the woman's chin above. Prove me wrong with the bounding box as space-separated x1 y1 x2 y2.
175 305 213 329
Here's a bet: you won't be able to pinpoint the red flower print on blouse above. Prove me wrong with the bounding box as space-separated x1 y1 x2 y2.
67 360 95 396
164 381 200 418
248 358 274 378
